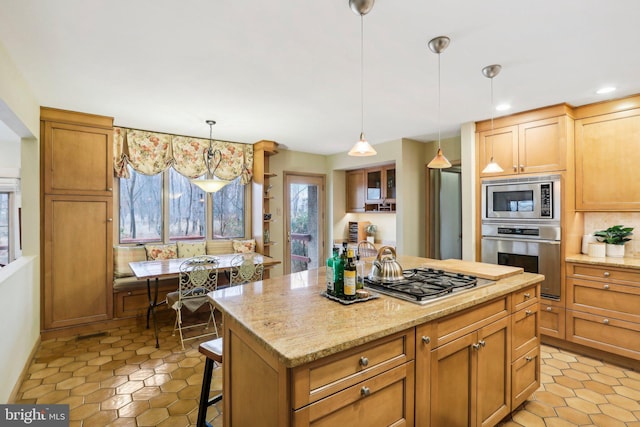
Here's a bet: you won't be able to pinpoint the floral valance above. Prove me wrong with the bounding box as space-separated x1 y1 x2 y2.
113 127 254 184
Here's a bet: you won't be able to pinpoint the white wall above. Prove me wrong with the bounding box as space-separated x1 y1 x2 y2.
0 39 41 403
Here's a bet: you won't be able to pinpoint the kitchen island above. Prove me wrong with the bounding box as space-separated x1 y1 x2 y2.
208 256 544 427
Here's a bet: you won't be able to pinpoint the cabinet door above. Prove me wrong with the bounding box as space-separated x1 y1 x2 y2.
430 332 476 427
477 317 511 427
43 196 113 329
518 116 567 174
365 169 383 203
540 303 565 339
415 323 434 426
575 109 640 210
478 125 518 177
383 165 396 202
345 170 365 213
42 121 113 196
511 346 540 409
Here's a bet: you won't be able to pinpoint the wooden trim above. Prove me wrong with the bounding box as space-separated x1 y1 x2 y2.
475 104 574 132
40 106 113 129
573 93 640 119
7 336 41 403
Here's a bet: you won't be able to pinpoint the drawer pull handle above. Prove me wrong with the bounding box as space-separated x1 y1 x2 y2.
422 336 431 345
107 218 113 222
107 187 113 191
472 343 480 350
525 310 533 316
520 164 525 171
603 319 609 325
603 272 610 277
359 357 369 367
525 356 533 362
513 165 517 172
479 340 486 347
546 306 552 312
361 386 371 397
604 284 610 290
523 293 531 299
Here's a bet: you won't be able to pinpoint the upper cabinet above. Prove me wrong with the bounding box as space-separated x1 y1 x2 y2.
346 163 396 213
477 105 572 178
574 96 640 211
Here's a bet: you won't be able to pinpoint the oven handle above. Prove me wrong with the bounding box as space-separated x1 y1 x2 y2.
482 236 560 245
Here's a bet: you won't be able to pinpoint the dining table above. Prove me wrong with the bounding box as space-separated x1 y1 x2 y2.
129 252 280 348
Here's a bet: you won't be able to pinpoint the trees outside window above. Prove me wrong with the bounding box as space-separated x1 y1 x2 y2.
212 178 245 238
169 168 205 240
0 193 8 266
119 166 162 243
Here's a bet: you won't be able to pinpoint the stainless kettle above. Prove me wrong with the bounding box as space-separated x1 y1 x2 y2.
369 246 405 282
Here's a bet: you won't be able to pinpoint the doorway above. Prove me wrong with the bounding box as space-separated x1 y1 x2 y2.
425 164 462 260
284 172 325 274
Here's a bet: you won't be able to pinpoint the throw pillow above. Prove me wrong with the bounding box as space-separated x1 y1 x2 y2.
177 241 206 258
232 239 256 253
145 243 178 260
113 246 147 278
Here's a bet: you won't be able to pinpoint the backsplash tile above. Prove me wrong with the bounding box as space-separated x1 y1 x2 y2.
583 212 640 258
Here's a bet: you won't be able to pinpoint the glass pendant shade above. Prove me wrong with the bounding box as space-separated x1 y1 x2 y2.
427 147 452 169
349 133 377 156
481 64 504 174
191 120 231 193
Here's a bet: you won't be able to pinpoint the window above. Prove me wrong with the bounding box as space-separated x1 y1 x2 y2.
0 178 21 267
119 166 246 243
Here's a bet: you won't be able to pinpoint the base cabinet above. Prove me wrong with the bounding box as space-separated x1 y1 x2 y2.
511 345 540 409
540 303 565 339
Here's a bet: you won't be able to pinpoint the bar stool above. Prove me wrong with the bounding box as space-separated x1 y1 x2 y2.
197 337 223 427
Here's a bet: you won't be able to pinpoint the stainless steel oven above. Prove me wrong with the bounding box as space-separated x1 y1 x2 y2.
481 224 561 299
482 174 560 222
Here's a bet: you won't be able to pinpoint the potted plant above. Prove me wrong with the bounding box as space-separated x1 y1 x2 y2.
365 224 377 244
593 225 633 258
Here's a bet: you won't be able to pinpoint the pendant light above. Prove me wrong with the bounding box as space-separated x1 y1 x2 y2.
191 120 231 193
427 36 452 169
348 0 377 157
481 64 504 174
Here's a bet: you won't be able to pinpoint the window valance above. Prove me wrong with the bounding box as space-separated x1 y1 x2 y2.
113 127 254 184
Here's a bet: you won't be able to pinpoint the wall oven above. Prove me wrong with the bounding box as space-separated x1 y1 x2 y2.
481 224 561 299
482 174 560 222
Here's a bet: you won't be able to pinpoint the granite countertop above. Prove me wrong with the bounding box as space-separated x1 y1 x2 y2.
209 256 543 368
566 254 640 271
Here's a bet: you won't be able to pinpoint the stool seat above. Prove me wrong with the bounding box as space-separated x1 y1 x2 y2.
199 337 223 363
197 337 224 427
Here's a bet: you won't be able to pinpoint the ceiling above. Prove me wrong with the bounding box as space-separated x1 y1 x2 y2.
1 0 638 155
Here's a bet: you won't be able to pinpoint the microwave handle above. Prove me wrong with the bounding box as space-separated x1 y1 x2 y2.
481 236 560 245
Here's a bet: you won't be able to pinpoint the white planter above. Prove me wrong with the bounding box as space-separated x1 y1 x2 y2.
605 244 625 258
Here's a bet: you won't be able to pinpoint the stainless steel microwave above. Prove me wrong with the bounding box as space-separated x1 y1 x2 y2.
481 175 561 221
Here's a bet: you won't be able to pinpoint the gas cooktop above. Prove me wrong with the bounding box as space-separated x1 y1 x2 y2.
364 267 495 305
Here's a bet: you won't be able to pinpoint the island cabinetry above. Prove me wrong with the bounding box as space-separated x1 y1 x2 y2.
510 285 540 409
574 104 640 210
476 106 572 178
566 263 640 360
292 329 415 426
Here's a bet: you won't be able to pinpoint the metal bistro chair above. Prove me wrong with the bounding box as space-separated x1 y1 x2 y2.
357 240 378 258
229 253 264 286
166 256 220 350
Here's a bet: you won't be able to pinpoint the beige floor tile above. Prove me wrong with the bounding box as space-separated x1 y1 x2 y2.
544 417 579 427
554 374 584 390
534 390 567 407
620 376 640 391
511 409 546 427
574 388 609 404
589 413 632 427
554 406 593 424
605 393 640 412
524 399 557 418
117 400 150 418
613 385 640 401
564 396 600 414
599 403 638 423
546 382 577 398
136 407 170 426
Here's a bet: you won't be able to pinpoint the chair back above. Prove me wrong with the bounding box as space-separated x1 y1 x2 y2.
178 256 219 299
357 241 377 258
229 253 264 286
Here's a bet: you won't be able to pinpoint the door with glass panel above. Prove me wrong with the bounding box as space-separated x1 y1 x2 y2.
284 173 325 274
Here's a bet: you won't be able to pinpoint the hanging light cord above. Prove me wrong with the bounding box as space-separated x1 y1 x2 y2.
437 49 442 149
489 76 495 160
360 14 365 137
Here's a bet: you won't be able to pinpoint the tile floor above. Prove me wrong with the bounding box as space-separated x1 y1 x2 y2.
12 312 640 427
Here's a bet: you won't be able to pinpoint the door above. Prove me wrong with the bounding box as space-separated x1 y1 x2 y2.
284 173 325 274
426 165 462 259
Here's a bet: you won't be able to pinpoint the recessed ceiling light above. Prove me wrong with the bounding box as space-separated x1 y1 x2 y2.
496 103 511 111
596 86 616 94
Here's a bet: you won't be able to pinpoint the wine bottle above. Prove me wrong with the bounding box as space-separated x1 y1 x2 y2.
334 248 344 298
326 247 338 296
344 249 356 300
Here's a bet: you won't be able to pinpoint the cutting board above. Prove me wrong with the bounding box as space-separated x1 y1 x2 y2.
437 259 523 280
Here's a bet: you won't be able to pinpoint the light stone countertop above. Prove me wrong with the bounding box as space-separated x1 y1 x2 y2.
209 256 544 368
566 254 640 270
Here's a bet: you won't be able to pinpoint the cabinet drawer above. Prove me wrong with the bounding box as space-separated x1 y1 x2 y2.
512 303 539 360
114 282 175 318
566 309 640 360
292 329 415 408
435 297 509 347
292 361 414 427
540 304 565 339
568 263 640 284
511 346 540 409
567 278 640 323
511 285 539 312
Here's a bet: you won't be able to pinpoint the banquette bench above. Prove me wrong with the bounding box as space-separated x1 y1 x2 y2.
112 239 254 318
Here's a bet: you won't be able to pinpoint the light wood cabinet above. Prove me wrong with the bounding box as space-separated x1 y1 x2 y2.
565 262 640 360
574 107 640 210
540 303 565 339
346 169 365 213
40 107 114 332
252 140 279 258
478 116 569 177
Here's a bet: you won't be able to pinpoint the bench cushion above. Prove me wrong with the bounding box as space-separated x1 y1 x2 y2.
145 243 178 260
206 240 234 255
177 241 206 258
232 239 256 253
113 246 147 278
